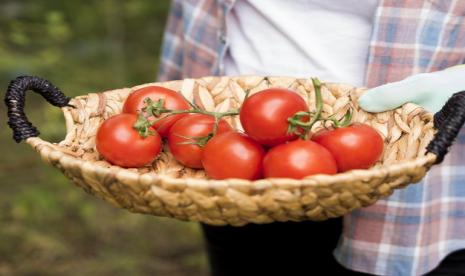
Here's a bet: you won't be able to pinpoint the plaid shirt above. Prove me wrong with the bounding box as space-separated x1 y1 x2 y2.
158 1 465 275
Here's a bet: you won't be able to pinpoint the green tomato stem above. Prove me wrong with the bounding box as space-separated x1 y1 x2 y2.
133 97 239 143
286 78 325 139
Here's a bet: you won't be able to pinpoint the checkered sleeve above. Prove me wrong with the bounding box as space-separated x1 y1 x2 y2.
157 0 184 82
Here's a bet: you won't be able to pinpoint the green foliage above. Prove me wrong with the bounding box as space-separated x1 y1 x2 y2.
0 1 208 275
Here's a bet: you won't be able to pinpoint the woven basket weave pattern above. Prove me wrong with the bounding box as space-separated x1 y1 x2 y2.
26 76 436 226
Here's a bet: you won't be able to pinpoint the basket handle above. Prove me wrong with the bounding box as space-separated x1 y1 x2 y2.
4 75 72 143
426 91 465 164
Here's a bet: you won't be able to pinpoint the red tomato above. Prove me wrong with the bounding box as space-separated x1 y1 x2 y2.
168 114 233 169
240 88 309 146
263 139 337 179
123 86 190 137
96 114 162 168
312 124 384 172
202 132 265 180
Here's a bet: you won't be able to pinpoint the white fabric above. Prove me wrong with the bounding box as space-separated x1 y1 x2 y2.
224 0 379 87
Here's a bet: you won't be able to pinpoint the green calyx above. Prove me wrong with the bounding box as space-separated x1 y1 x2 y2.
133 114 155 138
324 108 353 128
287 77 353 139
173 133 213 147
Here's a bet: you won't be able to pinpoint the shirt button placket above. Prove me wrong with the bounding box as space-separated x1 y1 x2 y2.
218 31 228 73
219 32 227 44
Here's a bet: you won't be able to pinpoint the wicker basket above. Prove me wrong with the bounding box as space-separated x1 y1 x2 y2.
5 75 465 226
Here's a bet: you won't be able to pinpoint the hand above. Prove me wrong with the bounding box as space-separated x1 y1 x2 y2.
358 65 465 113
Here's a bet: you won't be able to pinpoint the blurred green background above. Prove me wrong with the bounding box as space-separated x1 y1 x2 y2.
0 1 208 275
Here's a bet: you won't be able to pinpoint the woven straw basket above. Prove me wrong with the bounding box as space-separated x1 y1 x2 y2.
5 75 465 226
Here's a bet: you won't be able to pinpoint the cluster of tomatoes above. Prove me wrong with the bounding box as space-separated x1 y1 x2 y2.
96 79 384 180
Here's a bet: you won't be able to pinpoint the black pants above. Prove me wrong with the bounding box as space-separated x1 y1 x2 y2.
201 218 465 276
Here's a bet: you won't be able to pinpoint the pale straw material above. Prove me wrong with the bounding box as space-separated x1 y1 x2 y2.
26 76 437 226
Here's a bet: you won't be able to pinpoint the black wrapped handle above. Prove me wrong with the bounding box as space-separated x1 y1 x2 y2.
5 75 72 143
426 91 465 164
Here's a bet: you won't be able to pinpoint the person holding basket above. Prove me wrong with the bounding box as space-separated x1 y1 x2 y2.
158 1 465 275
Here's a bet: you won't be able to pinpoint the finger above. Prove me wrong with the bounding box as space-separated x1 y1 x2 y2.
358 73 430 112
